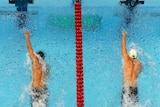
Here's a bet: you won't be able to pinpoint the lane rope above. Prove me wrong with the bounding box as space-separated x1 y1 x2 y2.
74 1 84 107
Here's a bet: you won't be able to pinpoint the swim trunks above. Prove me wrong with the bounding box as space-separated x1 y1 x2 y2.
122 86 138 107
31 88 48 107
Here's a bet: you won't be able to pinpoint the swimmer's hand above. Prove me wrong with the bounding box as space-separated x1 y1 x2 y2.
24 30 30 39
122 31 127 36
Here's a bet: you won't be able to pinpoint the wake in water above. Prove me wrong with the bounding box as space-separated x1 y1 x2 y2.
122 84 139 107
31 88 48 107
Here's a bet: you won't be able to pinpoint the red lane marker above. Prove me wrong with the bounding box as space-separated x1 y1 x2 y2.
74 3 84 107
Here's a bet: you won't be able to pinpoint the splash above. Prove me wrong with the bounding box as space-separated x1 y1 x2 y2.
24 52 32 69
19 84 49 107
55 89 66 107
31 88 48 107
18 85 31 106
121 84 153 107
122 85 139 107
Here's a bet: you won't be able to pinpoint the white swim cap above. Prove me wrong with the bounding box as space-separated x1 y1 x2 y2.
129 49 137 59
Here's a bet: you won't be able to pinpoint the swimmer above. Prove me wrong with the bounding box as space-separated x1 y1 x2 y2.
24 30 48 107
121 31 142 106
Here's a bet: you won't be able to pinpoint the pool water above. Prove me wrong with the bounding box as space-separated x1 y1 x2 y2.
0 1 160 107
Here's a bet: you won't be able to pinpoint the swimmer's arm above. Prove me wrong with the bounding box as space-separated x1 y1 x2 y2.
121 31 130 60
24 31 37 60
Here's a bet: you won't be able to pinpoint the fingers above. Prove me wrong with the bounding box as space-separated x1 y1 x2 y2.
24 30 30 35
122 31 127 36
24 30 30 38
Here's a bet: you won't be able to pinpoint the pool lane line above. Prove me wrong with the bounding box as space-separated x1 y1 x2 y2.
74 1 84 107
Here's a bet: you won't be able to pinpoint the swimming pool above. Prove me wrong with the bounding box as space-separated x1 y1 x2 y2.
0 0 160 107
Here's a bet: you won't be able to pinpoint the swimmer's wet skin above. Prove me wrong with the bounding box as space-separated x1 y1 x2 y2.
121 31 142 107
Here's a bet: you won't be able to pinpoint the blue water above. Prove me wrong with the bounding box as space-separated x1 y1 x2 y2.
0 1 160 107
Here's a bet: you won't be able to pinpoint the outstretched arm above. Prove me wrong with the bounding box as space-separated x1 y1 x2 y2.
121 31 130 60
24 30 37 60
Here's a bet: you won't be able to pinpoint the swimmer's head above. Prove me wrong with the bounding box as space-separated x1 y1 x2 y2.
129 49 137 59
37 51 45 59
